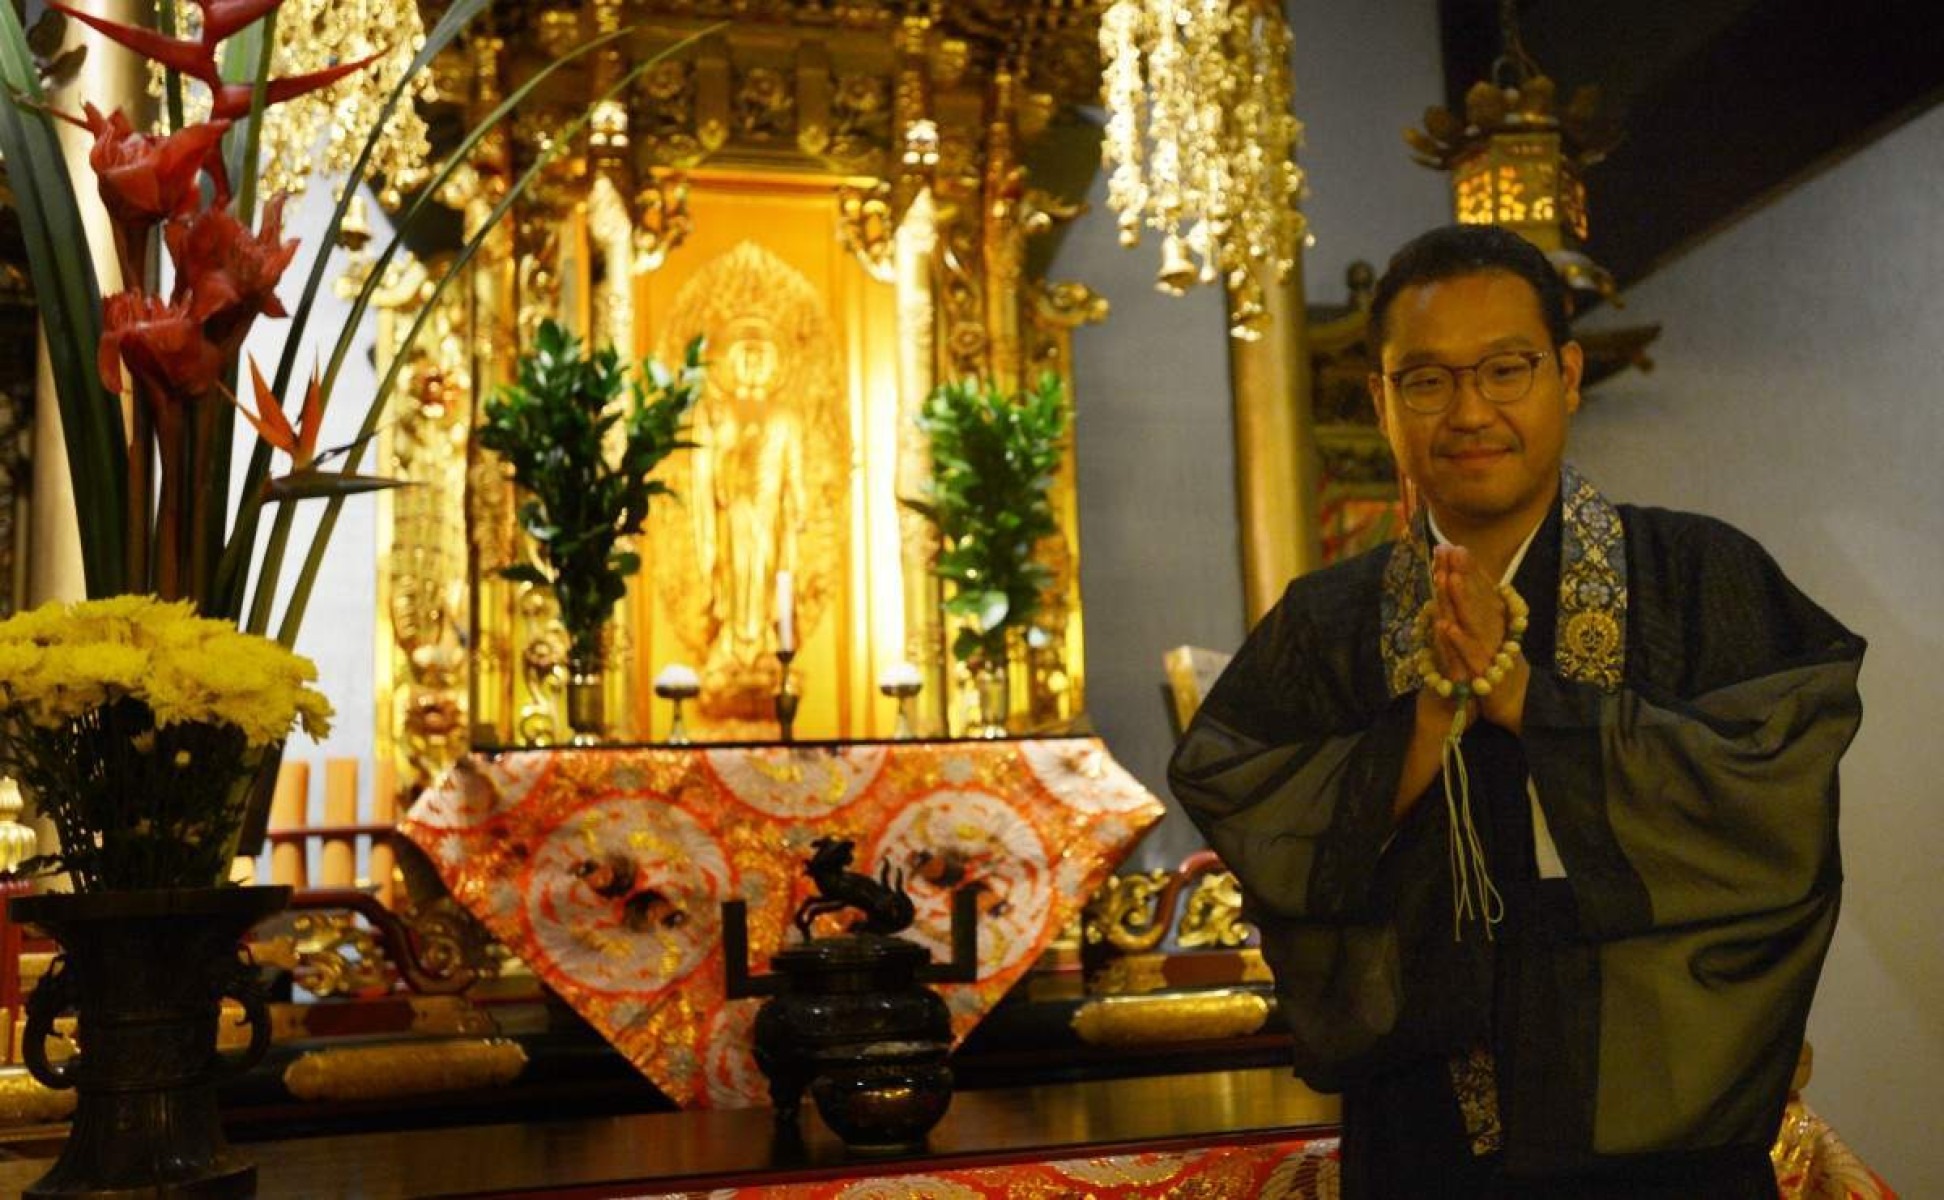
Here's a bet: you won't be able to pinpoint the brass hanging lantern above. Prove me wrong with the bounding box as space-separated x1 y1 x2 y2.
1405 0 1623 305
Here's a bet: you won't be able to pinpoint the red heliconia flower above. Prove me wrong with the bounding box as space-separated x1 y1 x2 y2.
47 1 220 88
165 194 299 357
99 291 226 403
191 0 285 45
230 355 321 467
70 103 231 227
48 1 377 119
208 55 381 121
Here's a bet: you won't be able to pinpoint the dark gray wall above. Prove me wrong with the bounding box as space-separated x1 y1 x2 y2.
1065 213 1237 870
1573 99 1944 1196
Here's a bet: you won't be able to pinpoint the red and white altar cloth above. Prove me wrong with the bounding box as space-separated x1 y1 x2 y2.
634 1138 1341 1199
401 738 1165 1107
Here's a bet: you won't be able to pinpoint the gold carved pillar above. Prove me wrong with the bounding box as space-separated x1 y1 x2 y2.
364 256 466 798
889 11 949 732
918 38 985 733
920 42 1085 734
1227 255 1321 624
895 189 947 733
1027 278 1107 728
981 59 1025 393
462 33 523 746
585 0 633 355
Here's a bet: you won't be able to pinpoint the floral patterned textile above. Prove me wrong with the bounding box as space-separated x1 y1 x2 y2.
402 739 1164 1107
633 1138 1340 1198
1773 1098 1900 1200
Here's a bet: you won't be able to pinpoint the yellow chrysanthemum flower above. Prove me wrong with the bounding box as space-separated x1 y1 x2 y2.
0 641 45 691
0 597 331 747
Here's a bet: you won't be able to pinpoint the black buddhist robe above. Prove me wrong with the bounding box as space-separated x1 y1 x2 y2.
1170 475 1864 1197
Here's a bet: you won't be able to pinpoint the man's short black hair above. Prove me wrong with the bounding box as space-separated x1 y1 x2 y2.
1367 224 1572 355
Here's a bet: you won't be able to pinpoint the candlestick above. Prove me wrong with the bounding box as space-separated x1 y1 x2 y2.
774 648 799 743
775 570 796 653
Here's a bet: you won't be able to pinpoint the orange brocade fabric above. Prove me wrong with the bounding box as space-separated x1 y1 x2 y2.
402 739 1165 1107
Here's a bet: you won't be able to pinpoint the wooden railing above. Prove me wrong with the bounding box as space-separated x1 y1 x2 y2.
262 758 400 906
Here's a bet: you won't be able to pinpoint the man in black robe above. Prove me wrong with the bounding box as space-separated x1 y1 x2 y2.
1169 225 1864 1198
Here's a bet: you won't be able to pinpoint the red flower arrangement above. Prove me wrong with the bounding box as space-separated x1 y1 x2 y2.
0 0 722 905
0 0 711 648
35 0 372 604
0 1 394 919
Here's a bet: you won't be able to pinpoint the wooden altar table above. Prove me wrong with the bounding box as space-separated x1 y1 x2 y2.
401 738 1166 1108
0 1066 1341 1198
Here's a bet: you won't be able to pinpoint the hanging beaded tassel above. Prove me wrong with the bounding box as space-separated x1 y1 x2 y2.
1413 583 1528 941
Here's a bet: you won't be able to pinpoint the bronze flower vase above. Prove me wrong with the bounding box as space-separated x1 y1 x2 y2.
9 885 289 1199
565 643 607 746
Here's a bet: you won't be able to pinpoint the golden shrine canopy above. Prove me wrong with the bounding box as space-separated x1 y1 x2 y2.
370 0 1160 791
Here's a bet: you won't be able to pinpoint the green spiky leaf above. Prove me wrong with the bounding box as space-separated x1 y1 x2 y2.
911 373 1070 666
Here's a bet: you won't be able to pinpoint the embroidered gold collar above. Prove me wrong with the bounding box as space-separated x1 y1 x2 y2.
1381 464 1627 697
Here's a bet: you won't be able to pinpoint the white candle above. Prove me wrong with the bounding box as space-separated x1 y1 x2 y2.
776 571 796 652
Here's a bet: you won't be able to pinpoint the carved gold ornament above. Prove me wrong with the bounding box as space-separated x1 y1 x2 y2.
632 174 693 274
1071 991 1271 1045
153 0 433 202
1176 869 1250 949
283 1039 528 1102
837 182 897 282
1083 868 1171 953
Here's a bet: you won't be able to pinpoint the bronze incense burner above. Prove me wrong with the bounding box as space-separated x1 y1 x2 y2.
724 838 977 1153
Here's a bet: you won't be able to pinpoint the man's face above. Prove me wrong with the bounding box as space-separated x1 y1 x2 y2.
1369 270 1583 538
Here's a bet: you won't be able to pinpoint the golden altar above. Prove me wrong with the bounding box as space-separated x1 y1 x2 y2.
244 0 1310 1123
366 1 1147 800
0 0 1330 1154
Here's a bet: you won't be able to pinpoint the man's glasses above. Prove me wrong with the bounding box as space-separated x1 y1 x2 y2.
1382 350 1553 414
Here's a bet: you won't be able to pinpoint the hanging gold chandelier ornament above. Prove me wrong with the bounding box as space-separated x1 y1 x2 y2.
153 0 435 205
1099 0 1308 340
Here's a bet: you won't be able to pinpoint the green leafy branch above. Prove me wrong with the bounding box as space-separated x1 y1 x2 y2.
907 373 1070 668
477 320 704 661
